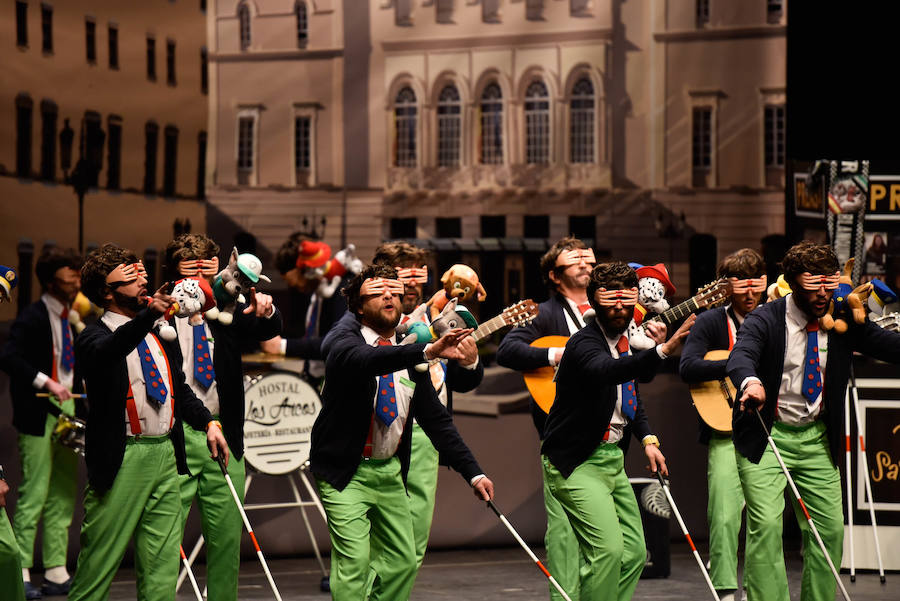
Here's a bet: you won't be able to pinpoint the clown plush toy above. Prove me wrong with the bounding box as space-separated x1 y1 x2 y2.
0 264 17 303
627 263 676 350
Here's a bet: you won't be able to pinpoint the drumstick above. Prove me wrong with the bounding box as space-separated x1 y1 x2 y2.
37 392 88 398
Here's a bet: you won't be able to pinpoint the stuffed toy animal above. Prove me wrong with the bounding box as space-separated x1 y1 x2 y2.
397 299 478 372
212 247 270 325
0 264 17 304
157 277 217 341
766 274 792 302
316 244 364 298
68 291 104 333
425 264 486 321
628 263 676 350
819 258 872 334
867 279 897 320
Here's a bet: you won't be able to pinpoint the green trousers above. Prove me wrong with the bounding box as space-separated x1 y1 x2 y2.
736 421 843 601
317 456 417 601
1 507 26 601
542 463 582 601
178 421 245 601
13 399 77 570
707 433 745 591
542 444 645 601
68 436 183 601
406 423 439 570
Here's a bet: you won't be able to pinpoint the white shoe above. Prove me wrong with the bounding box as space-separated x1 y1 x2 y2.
718 593 735 601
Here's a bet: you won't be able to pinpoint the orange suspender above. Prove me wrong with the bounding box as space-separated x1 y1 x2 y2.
125 335 177 435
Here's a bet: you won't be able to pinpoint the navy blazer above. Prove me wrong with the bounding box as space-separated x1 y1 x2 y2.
311 315 482 491
284 276 350 360
727 297 900 465
679 306 732 444
496 294 574 437
76 307 213 492
541 320 657 478
1 300 86 435
173 302 282 459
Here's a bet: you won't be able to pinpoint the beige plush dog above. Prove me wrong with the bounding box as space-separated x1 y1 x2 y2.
425 264 486 320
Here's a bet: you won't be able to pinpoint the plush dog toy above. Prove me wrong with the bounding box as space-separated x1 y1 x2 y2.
397 298 478 372
212 247 270 325
628 263 676 350
157 277 217 341
820 258 872 334
0 264 17 304
425 264 486 321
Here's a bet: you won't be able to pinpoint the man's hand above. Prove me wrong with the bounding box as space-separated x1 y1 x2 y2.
206 423 230 467
644 444 668 477
552 347 565 365
472 476 494 501
457 336 478 366
645 321 667 345
243 287 274 318
147 283 176 315
424 328 474 361
259 336 284 356
0 478 9 507
739 381 766 412
44 379 73 401
660 314 696 356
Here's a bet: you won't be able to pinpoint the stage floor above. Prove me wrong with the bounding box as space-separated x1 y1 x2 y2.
96 544 896 600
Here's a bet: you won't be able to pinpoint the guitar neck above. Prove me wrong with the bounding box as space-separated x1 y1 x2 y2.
647 297 700 328
473 314 509 342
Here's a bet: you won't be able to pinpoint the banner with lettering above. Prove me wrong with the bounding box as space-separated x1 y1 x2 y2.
858 400 900 514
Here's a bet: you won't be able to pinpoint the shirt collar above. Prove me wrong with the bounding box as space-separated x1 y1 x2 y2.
101 310 132 332
725 303 746 326
597 321 624 347
786 294 812 330
41 293 67 318
360 324 397 346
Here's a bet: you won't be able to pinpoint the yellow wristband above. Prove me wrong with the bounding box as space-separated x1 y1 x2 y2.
642 434 660 448
207 420 222 431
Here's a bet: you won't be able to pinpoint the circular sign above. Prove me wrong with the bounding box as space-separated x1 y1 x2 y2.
243 371 321 475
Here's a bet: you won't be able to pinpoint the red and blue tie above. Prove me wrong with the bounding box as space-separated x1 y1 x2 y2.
616 336 637 419
193 324 215 389
802 321 822 403
60 309 74 373
138 339 168 405
375 338 398 426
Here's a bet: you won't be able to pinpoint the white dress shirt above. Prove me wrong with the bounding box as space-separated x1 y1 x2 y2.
32 294 74 391
548 296 589 366
102 311 174 436
174 317 219 415
598 324 628 443
360 325 415 459
777 295 828 425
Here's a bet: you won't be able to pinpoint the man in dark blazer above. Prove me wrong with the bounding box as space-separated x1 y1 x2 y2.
164 234 282 601
371 241 484 575
67 244 229 601
311 264 493 601
727 241 900 601
0 246 83 597
679 248 766 601
541 261 692 601
496 235 593 601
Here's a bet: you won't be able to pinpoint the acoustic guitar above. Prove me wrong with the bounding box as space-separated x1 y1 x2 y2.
873 311 900 333
688 349 735 433
524 278 732 414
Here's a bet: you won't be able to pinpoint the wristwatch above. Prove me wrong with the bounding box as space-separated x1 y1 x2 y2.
642 435 660 448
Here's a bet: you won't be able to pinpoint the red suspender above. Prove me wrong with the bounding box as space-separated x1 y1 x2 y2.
726 311 735 351
149 333 176 429
126 334 178 435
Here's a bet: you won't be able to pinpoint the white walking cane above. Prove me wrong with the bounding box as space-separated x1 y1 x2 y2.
179 545 204 601
216 455 284 601
754 409 852 601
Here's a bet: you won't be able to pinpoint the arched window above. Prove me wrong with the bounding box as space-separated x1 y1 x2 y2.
569 77 595 163
479 83 503 164
296 1 308 48
437 85 461 167
238 2 251 51
524 80 550 164
394 87 417 167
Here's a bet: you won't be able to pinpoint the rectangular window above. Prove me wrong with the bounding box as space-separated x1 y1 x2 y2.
696 0 709 27
163 125 178 196
200 47 208 94
767 0 783 24
146 37 156 81
390 217 416 239
16 96 33 178
764 105 785 167
196 131 207 199
200 0 207 12
237 116 254 184
108 24 118 69
480 215 506 238
40 101 57 181
569 215 595 243
523 215 549 239
436 0 453 23
166 39 176 86
294 115 311 183
144 122 159 194
107 116 122 190
85 18 96 63
41 4 52 53
692 107 712 170
526 0 543 21
435 217 461 238
16 1 27 47
395 0 412 26
483 0 500 23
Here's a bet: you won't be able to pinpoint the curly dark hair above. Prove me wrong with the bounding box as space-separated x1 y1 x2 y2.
343 264 398 314
717 248 766 280
586 261 638 312
35 247 83 290
372 241 429 268
81 244 139 308
163 233 220 281
274 232 317 275
540 236 588 291
781 241 839 286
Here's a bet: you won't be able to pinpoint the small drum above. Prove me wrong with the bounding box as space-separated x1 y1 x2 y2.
243 371 322 475
53 414 87 456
